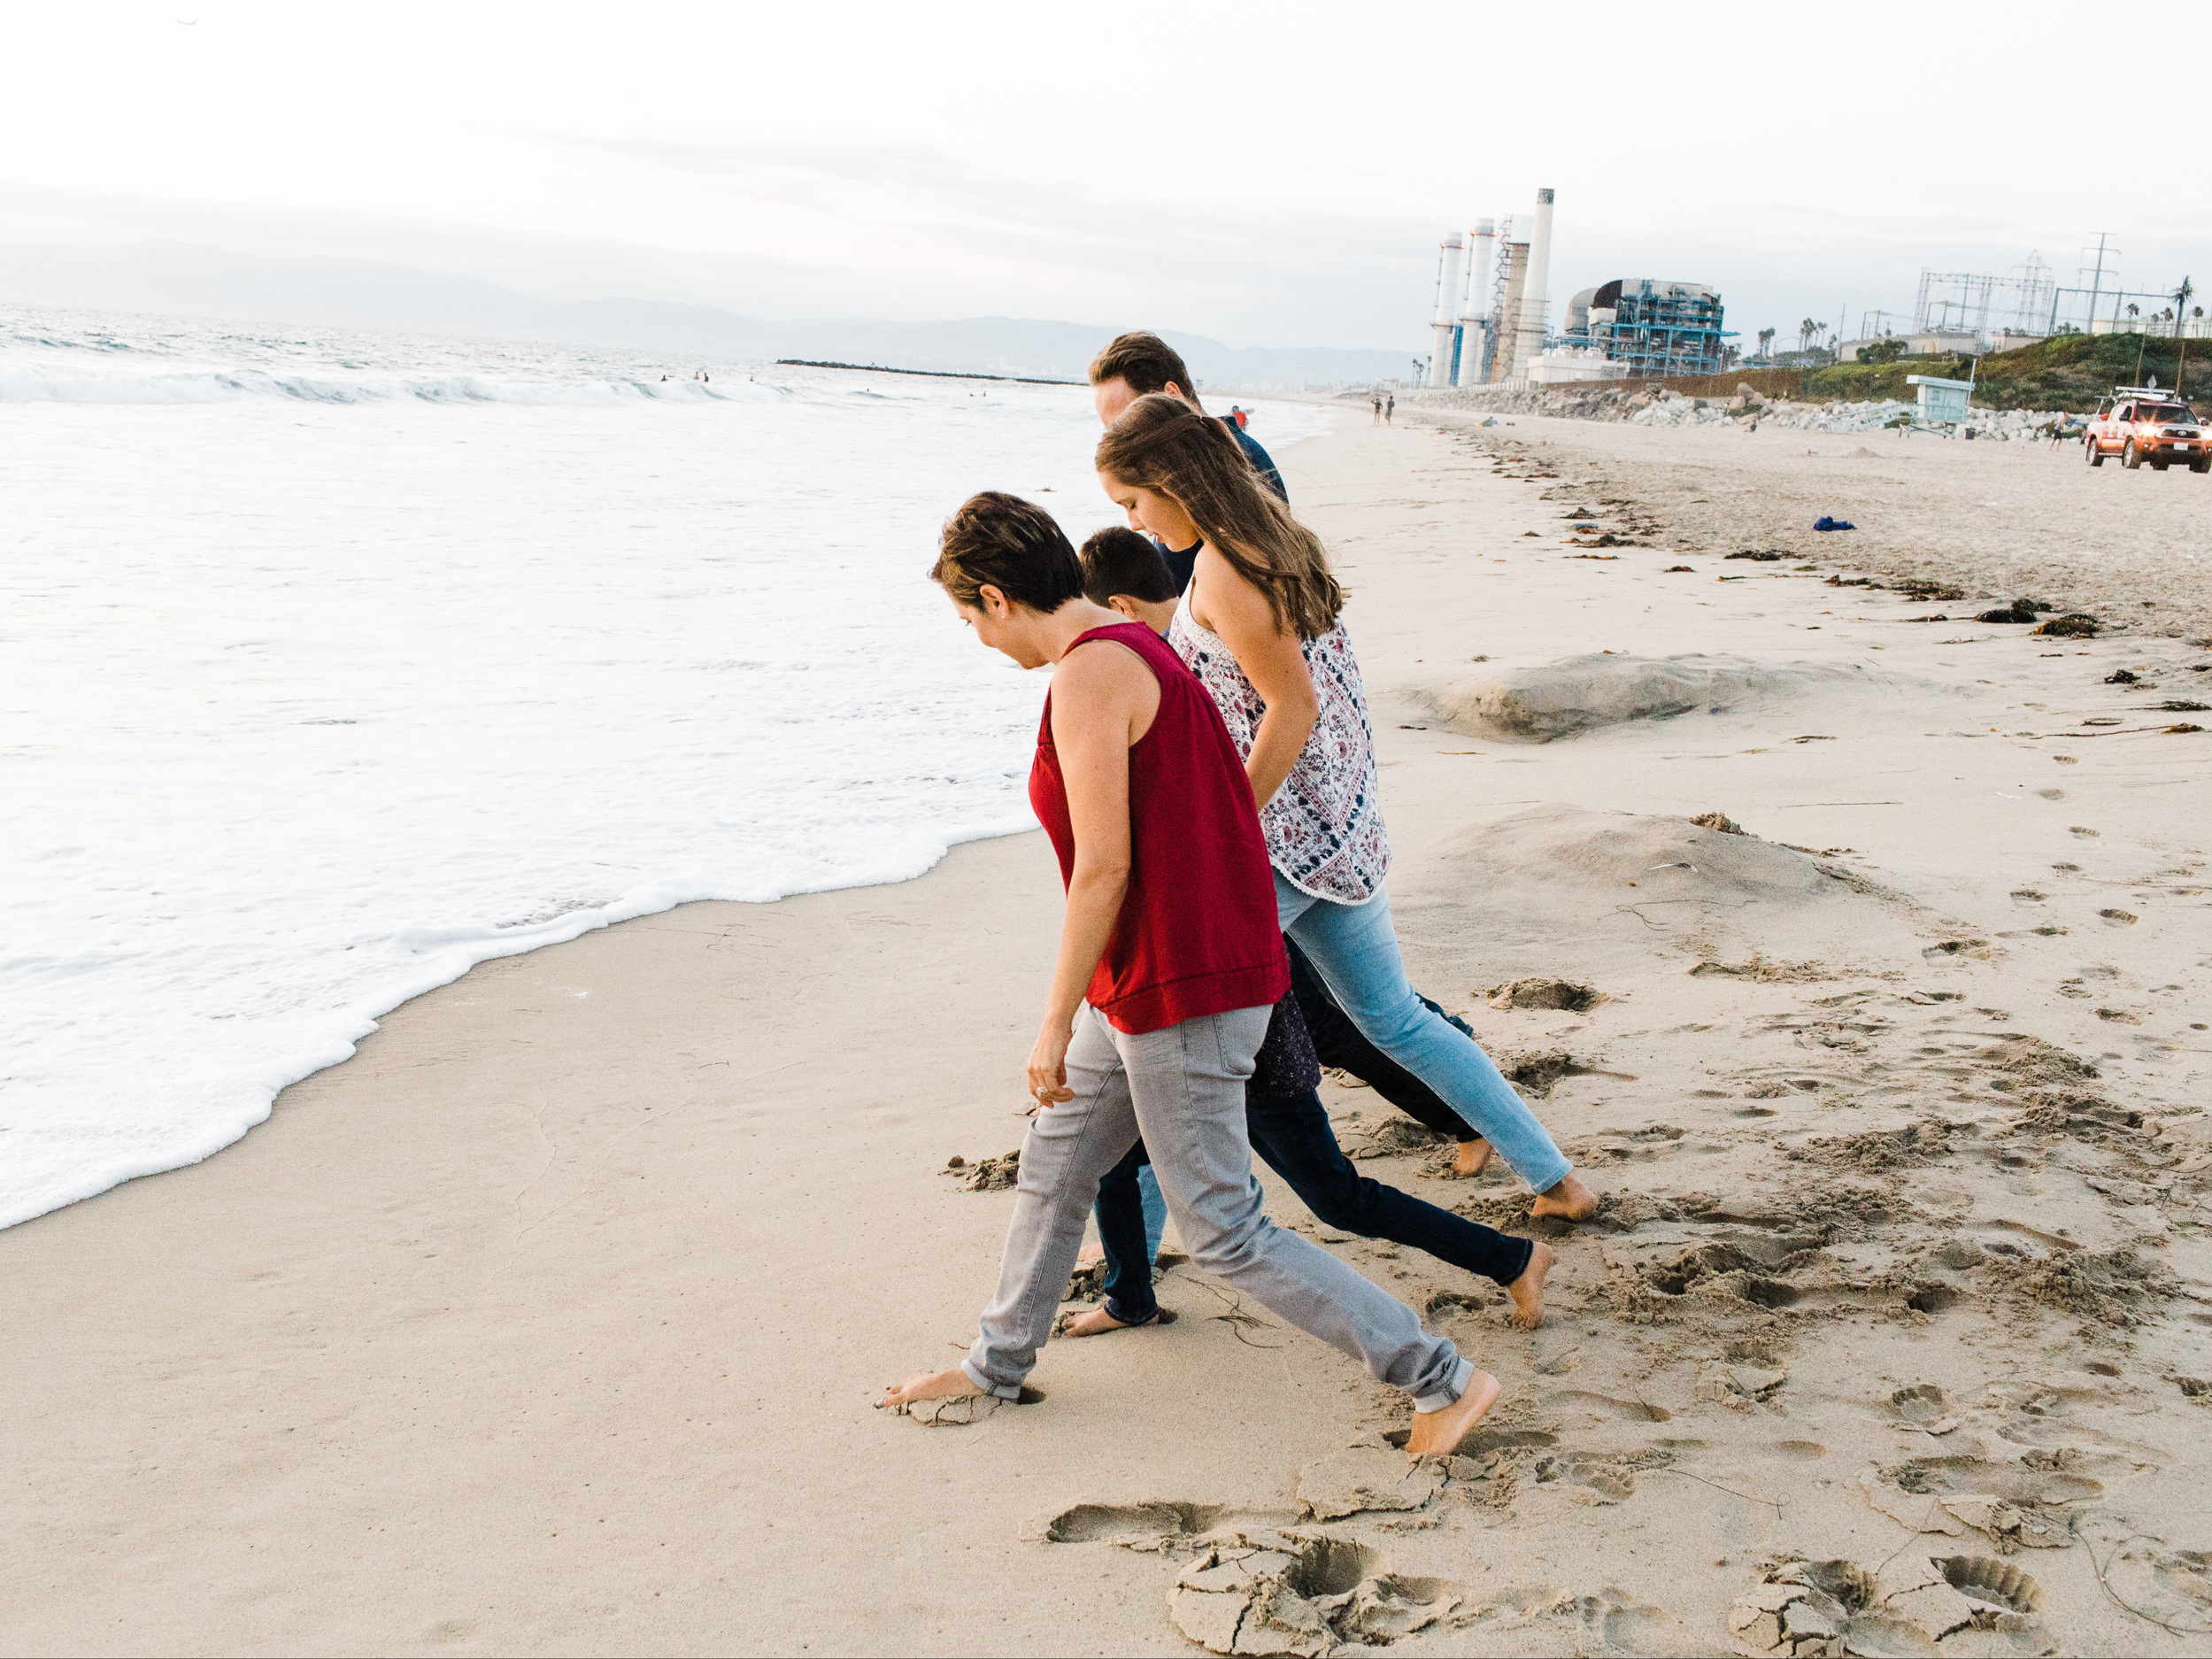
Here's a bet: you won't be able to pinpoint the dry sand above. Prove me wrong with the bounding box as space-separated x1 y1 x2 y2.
5 410 2210 1656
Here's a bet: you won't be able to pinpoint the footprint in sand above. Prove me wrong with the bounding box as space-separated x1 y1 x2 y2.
1297 1445 1445 1520
1566 1588 1674 1650
1856 1452 2100 1548
2099 1541 2212 1631
1732 1555 2048 1652
1044 1501 1221 1546
1887 1383 1959 1435
1166 1529 1474 1654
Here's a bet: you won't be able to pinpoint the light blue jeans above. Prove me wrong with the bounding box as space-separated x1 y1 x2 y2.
1276 874 1574 1193
1137 1163 1167 1261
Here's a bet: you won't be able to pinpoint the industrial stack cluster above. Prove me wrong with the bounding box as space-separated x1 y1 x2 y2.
1423 188 1729 388
1425 189 1553 391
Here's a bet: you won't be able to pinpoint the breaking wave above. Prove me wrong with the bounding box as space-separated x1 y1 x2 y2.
0 366 770 405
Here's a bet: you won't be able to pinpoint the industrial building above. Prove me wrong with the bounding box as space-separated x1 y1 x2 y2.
1424 189 1553 390
1560 281 1727 376
1423 189 1729 385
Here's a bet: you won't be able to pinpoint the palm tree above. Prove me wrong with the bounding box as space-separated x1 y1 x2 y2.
1798 317 1820 353
2175 277 2195 337
1757 327 1776 360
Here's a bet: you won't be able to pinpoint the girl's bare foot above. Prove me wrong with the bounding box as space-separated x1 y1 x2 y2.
1507 1241 1553 1329
1056 1306 1177 1339
1530 1173 1598 1222
1405 1369 1502 1457
879 1368 984 1411
1452 1138 1492 1178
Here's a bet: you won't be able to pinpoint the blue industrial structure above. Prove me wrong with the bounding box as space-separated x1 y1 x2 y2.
1562 279 1729 376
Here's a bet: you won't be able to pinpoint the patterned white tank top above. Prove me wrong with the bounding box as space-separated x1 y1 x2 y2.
1168 588 1390 905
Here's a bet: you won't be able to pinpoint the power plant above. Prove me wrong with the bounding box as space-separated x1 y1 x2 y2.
1425 189 1729 386
1561 280 1726 376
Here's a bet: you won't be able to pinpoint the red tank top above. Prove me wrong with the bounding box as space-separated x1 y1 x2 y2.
1029 622 1289 1034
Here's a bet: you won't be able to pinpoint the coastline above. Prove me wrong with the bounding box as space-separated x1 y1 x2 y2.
3 337 1332 1236
5 412 2208 1655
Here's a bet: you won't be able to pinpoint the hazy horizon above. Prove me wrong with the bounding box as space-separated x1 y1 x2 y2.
4 3 2205 358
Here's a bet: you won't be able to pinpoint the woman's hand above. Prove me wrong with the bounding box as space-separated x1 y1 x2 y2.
1027 1014 1075 1107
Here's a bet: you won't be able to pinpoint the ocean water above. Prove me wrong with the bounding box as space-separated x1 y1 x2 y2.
0 305 1332 1230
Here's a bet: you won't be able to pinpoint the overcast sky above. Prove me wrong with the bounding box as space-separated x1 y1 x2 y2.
3 1 2201 351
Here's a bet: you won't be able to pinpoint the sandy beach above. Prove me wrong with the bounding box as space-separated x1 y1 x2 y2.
6 408 2209 1655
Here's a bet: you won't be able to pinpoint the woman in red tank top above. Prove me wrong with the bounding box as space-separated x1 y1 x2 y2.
882 493 1489 1457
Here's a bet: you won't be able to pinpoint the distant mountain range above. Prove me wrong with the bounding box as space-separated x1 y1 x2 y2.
0 241 1411 389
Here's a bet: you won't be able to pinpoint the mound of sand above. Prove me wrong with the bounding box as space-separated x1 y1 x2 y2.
1385 805 1891 980
1398 804 1843 912
1410 652 1904 742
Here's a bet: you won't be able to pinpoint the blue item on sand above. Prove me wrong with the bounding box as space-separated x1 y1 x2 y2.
1813 516 1855 531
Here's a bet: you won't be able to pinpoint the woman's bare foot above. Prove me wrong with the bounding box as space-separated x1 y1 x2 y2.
1530 1173 1598 1222
1507 1241 1553 1329
1056 1306 1177 1339
1075 1240 1106 1268
1405 1369 1502 1457
1452 1138 1492 1178
879 1368 983 1412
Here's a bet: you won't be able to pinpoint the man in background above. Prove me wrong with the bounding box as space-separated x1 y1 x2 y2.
1089 333 1286 589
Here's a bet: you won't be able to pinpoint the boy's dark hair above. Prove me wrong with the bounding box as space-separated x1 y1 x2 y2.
1078 527 1178 607
930 492 1084 613
1088 331 1199 405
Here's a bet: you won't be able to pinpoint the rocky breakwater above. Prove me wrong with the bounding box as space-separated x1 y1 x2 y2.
1397 382 2067 441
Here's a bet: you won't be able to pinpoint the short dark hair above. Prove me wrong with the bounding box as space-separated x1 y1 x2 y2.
930 492 1085 613
1078 527 1177 606
1089 331 1198 405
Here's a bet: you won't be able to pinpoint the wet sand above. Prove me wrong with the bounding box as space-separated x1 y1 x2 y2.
4 410 2208 1655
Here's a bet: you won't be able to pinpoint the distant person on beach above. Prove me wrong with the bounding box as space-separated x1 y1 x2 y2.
1065 528 1548 1338
1096 395 1599 1229
1371 391 1383 424
881 495 1503 1455
1384 393 1394 423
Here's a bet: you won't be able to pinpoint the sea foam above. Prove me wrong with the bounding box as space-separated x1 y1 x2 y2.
0 304 1332 1228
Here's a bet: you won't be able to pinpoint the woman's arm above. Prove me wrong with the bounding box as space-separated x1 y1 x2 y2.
1191 546 1317 810
1027 644 1154 1105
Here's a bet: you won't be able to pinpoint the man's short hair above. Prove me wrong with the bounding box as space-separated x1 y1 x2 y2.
1088 331 1194 399
1078 527 1178 607
930 492 1085 613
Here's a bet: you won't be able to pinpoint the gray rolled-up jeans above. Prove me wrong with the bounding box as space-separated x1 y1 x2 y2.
962 1001 1474 1410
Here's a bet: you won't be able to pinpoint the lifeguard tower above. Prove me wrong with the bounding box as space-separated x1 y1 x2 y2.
1907 373 1974 433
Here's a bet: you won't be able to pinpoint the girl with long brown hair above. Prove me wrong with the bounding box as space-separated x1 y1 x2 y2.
1095 394 1597 1222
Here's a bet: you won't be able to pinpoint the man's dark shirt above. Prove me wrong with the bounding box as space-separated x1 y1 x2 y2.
1232 422 1287 503
1157 414 1288 592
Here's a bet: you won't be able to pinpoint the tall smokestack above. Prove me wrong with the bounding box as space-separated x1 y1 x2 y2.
1429 233 1465 389
1493 241 1530 385
1456 219 1495 387
1513 188 1555 385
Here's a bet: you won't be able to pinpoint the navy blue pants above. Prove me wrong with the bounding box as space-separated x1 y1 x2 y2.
1095 1087 1535 1324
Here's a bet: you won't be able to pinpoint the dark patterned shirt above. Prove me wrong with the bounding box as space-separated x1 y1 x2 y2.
1249 990 1322 1100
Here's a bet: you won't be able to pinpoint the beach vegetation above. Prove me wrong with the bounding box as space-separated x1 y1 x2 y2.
1644 331 2208 413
